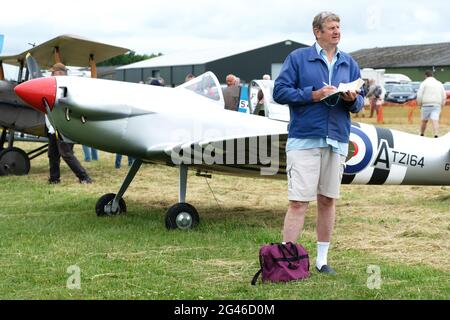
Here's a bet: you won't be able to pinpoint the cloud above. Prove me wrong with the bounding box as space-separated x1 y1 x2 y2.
1 0 449 56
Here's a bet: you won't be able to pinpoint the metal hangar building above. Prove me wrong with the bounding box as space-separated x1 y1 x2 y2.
115 40 307 87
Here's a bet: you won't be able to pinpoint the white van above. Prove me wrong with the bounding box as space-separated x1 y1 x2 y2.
384 73 411 84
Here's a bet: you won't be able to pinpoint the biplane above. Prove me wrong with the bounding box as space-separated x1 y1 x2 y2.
0 34 129 175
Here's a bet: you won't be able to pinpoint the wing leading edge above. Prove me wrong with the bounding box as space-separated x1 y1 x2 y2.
0 34 129 68
145 133 289 179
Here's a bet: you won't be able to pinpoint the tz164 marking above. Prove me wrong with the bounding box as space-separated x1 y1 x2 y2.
373 140 425 170
391 150 425 168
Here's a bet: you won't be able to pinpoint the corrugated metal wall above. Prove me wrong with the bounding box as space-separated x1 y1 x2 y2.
385 67 450 82
206 41 306 84
115 40 306 86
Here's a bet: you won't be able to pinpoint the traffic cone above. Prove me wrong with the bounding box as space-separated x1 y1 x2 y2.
377 104 383 124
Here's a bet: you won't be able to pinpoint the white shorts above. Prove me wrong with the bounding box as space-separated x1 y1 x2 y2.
421 105 441 121
286 148 346 202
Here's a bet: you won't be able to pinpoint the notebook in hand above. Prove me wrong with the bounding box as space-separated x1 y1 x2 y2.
320 78 365 101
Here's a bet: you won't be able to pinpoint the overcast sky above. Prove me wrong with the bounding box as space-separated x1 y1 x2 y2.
1 0 449 57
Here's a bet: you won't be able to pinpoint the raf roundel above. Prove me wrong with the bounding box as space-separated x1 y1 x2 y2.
344 126 373 175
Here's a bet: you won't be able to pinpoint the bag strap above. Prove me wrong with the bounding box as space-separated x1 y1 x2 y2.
290 243 310 271
251 268 262 285
288 242 299 258
273 254 308 262
277 242 299 257
278 244 298 270
276 243 310 269
251 249 265 285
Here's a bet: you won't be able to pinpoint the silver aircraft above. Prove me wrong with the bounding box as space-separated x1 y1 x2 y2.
0 34 129 175
14 72 450 230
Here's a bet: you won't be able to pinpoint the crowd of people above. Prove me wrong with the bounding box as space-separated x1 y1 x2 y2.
356 70 446 135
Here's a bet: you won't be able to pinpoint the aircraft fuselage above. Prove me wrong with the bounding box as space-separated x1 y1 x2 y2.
16 76 450 186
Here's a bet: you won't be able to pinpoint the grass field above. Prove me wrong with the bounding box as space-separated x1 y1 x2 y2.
0 106 449 300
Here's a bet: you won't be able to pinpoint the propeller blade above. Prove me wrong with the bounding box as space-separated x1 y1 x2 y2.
23 54 59 135
25 53 43 79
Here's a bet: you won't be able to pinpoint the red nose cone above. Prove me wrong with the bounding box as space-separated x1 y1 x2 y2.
14 77 57 113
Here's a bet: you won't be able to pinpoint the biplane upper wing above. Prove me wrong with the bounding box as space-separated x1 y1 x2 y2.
0 34 129 68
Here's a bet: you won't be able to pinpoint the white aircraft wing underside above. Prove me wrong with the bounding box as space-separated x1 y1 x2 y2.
144 132 289 179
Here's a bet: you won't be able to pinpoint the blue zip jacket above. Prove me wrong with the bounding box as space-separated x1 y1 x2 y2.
273 45 364 143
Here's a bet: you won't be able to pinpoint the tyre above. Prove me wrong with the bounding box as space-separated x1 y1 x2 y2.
0 147 30 176
165 202 199 230
95 193 127 216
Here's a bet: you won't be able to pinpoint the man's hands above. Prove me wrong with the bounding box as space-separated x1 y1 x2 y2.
341 90 358 102
312 85 337 102
312 86 359 103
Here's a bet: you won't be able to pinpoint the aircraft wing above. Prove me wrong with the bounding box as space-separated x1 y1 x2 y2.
146 132 288 178
0 34 129 68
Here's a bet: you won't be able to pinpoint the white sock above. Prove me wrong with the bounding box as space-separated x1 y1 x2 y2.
316 242 330 269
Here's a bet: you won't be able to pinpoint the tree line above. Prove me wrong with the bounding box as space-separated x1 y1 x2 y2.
98 51 162 66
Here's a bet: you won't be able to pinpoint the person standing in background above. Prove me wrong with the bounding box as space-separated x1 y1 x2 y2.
46 63 92 184
82 145 98 162
417 70 446 138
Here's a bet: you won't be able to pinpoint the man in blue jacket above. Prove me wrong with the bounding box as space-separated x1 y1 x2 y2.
273 11 364 275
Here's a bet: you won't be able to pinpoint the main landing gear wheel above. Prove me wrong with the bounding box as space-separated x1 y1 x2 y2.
165 203 200 230
0 147 30 176
95 193 127 216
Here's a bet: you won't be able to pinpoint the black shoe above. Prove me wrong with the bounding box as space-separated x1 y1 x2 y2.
79 177 92 184
316 265 337 275
48 179 60 184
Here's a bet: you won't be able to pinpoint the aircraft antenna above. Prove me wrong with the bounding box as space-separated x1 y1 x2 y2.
204 177 223 212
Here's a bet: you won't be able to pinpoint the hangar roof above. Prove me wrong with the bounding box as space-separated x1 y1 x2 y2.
351 42 450 68
117 40 305 70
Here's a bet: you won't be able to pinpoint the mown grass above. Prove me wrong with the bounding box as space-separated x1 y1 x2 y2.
0 106 449 300
354 103 450 127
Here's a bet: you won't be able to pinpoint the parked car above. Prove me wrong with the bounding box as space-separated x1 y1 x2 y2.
444 82 450 105
384 83 417 104
410 81 421 93
384 83 396 94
